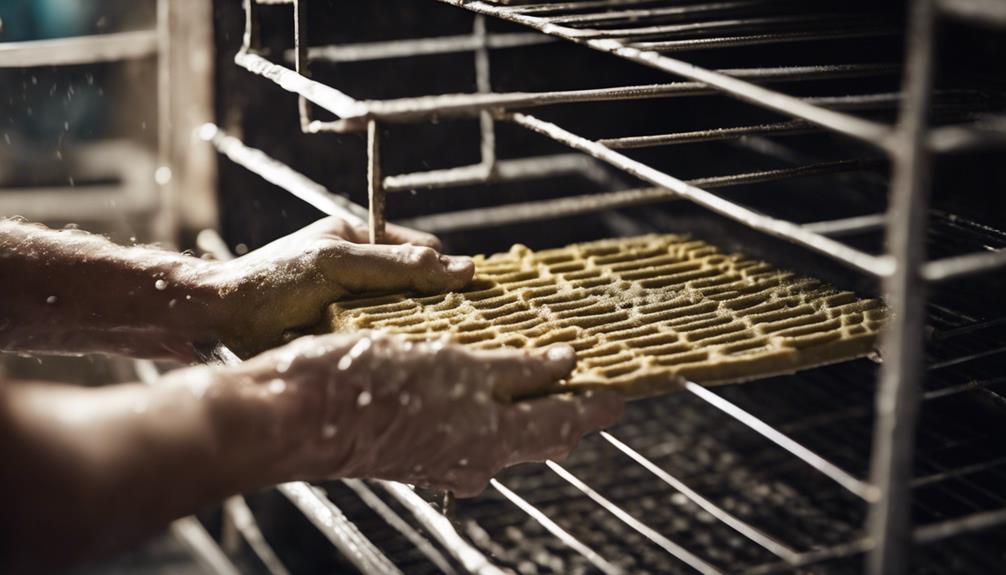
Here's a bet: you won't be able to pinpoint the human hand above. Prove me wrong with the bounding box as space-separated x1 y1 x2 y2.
209 332 624 497
201 218 474 356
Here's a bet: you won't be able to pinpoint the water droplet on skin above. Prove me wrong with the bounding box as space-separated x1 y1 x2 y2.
168 299 177 309
276 358 292 374
399 392 410 406
337 355 353 371
339 337 373 370
322 424 337 438
185 295 192 301
154 166 172 186
413 464 423 473
267 379 286 395
357 390 373 407
235 243 249 256
474 391 490 405
154 279 168 291
450 382 466 399
458 458 469 467
46 296 57 304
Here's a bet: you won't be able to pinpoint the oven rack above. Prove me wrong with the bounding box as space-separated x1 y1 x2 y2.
201 125 1006 575
237 0 1006 282
209 1 1006 573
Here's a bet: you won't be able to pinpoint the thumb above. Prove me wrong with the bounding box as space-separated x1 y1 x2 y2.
327 242 475 294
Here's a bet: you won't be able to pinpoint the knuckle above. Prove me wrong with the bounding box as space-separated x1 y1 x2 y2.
313 237 347 257
407 246 440 267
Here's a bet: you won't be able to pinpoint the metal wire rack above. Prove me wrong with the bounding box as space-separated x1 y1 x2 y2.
190 0 1006 573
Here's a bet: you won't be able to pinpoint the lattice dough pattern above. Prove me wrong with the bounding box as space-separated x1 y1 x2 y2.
325 235 887 397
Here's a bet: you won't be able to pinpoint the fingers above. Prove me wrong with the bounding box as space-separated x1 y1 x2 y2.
325 242 475 294
382 224 443 250
313 216 443 250
468 345 577 401
501 390 625 464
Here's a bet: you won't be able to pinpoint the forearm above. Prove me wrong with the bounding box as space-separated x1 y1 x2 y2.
0 220 227 361
0 373 286 573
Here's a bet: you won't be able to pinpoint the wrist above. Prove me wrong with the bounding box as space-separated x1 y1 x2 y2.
157 365 294 489
168 362 329 487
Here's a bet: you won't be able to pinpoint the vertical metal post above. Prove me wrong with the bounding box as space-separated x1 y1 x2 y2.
367 120 386 244
473 15 497 174
154 0 176 243
294 0 312 132
242 0 260 52
160 0 218 239
867 2 937 574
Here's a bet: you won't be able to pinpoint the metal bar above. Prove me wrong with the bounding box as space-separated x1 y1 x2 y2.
803 214 889 237
342 480 458 575
600 432 801 563
243 52 895 132
632 27 900 53
545 461 724 575
399 187 673 232
565 14 889 41
929 119 1006 153
513 0 668 13
243 0 261 52
926 343 1006 371
199 123 368 225
380 481 505 575
508 112 894 277
544 1 770 25
367 120 386 244
688 158 882 190
0 30 158 68
747 505 1006 574
938 0 1006 26
278 482 403 575
913 507 1006 544
397 155 877 232
742 539 873 575
867 1 938 573
293 0 312 131
684 382 879 501
598 120 817 149
489 479 624 575
233 50 365 118
223 496 292 575
922 249 1006 283
171 516 243 575
435 0 895 149
384 154 600 192
296 32 552 63
474 15 498 174
912 454 1006 488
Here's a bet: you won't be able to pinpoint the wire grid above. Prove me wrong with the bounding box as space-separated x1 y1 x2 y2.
202 139 1006 575
214 1 1006 573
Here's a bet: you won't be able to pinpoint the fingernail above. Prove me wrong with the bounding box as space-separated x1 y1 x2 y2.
546 345 575 363
444 255 474 274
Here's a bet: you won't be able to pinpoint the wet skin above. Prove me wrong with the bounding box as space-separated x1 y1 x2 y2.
0 217 625 573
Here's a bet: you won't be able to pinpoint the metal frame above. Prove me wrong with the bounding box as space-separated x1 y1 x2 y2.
211 1 1006 574
0 0 216 242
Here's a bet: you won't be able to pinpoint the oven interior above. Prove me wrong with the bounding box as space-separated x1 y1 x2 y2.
5 0 1006 573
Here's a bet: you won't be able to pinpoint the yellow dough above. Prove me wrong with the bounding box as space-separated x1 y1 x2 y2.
325 235 886 398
